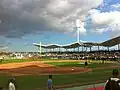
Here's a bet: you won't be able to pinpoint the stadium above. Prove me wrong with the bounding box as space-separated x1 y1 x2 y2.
0 34 120 90
0 0 120 90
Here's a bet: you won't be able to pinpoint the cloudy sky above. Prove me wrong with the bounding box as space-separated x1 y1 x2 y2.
0 0 120 52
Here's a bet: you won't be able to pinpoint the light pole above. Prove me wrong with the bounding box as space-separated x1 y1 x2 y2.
76 19 80 43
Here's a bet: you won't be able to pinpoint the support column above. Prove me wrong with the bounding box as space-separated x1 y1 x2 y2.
58 48 60 52
86 47 87 52
90 47 92 52
78 47 79 52
74 48 75 52
98 46 100 51
82 46 84 52
107 47 109 51
118 44 120 50
45 48 46 53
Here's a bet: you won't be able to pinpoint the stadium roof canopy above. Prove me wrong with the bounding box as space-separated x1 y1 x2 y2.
100 36 120 47
33 43 61 48
62 42 84 49
83 42 100 46
33 36 120 48
33 42 98 49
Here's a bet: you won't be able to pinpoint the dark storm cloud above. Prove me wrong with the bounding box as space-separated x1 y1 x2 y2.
0 0 103 38
0 0 51 38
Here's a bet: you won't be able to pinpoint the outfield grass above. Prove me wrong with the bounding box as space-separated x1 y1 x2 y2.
45 62 118 68
0 68 119 90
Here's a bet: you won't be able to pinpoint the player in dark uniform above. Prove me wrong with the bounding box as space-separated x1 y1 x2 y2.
85 61 88 68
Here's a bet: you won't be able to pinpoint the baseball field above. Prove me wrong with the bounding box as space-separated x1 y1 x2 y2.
0 59 119 90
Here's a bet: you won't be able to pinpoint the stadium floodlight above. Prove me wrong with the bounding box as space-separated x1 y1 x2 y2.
76 19 81 28
76 19 81 43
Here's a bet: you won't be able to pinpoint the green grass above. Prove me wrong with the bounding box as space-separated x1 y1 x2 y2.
45 62 118 68
0 59 119 90
0 59 40 64
88 63 117 68
1 58 70 64
0 68 119 90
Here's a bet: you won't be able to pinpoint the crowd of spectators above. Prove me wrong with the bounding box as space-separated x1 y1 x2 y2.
44 50 120 61
0 50 120 61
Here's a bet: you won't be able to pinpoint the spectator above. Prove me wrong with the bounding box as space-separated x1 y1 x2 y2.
47 75 54 90
104 69 120 90
8 78 16 90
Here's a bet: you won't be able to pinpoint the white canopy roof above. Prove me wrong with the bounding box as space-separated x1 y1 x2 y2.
33 36 120 49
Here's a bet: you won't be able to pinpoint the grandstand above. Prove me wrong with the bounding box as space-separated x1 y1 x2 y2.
0 36 120 60
33 36 120 60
